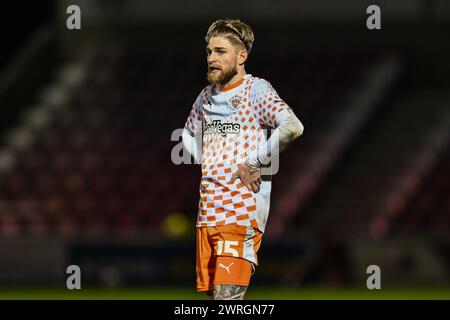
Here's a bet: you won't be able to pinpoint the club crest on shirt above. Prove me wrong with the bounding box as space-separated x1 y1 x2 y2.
229 95 242 109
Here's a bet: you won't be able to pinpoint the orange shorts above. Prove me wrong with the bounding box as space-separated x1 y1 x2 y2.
196 224 263 292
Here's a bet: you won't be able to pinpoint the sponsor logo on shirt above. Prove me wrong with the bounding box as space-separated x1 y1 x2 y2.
204 120 240 137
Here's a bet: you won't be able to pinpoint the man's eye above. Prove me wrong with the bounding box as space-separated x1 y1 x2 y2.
217 50 225 55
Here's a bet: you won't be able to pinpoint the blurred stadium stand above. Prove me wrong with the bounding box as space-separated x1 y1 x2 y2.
0 0 448 288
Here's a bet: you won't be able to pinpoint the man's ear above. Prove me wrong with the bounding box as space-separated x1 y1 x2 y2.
238 49 248 65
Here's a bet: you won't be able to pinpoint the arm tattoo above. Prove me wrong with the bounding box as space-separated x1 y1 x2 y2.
213 284 248 300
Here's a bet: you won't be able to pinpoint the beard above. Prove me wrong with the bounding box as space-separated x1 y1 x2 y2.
207 64 238 85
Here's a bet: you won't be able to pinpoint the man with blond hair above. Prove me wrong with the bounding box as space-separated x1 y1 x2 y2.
182 19 304 300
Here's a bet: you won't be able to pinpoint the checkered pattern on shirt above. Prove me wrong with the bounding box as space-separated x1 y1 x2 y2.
185 76 290 231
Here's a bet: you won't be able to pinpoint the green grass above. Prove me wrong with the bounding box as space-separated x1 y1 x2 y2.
0 286 449 300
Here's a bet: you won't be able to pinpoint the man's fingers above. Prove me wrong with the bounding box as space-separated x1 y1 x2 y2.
229 172 238 183
230 168 261 191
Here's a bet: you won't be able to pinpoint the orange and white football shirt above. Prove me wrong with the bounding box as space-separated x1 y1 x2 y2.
184 74 292 233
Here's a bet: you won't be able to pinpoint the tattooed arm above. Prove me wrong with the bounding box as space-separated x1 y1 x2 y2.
213 284 248 300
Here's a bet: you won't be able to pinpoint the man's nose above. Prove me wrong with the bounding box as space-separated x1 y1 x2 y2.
207 53 216 63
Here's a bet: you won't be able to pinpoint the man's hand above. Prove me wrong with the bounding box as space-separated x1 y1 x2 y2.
229 163 262 193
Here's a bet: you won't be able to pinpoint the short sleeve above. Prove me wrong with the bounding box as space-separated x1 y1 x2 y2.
252 80 291 128
184 92 203 134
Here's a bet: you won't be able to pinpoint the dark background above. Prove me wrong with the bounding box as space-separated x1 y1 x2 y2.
0 0 448 298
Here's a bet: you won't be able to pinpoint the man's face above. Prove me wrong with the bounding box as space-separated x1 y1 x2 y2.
206 36 239 85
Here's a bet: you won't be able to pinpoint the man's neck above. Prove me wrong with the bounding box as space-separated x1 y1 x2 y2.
220 69 246 92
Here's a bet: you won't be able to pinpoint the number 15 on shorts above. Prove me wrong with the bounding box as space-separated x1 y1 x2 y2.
216 240 239 257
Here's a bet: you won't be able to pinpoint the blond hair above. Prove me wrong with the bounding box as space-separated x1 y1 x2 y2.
205 19 255 54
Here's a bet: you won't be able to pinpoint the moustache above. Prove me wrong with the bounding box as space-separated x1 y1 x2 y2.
208 66 222 72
